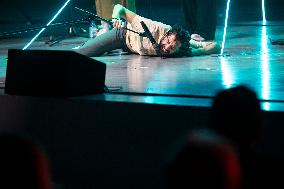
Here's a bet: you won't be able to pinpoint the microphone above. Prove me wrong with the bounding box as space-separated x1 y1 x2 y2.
140 21 160 55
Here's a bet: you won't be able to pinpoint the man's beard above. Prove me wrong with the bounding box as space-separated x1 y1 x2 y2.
158 43 170 56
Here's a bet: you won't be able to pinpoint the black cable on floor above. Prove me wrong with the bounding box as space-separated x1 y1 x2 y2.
105 85 284 103
105 86 214 99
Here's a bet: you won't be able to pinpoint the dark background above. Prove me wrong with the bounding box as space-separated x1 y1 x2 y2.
0 0 283 37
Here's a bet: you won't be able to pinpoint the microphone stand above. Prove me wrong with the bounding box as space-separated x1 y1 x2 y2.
0 18 89 38
140 21 161 56
0 7 161 51
74 7 145 37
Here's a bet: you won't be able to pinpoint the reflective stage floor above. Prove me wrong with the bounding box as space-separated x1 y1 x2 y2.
1 22 284 189
1 22 284 111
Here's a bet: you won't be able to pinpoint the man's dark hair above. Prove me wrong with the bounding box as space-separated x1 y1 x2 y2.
163 24 191 58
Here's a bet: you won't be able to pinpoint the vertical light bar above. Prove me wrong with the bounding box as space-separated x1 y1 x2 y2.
261 0 270 110
220 0 232 55
23 0 72 50
261 25 270 110
262 0 267 25
220 57 234 89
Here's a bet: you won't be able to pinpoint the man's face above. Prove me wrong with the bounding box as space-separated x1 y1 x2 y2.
159 33 181 55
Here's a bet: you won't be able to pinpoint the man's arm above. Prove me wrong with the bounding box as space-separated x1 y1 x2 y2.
191 41 221 56
112 4 136 24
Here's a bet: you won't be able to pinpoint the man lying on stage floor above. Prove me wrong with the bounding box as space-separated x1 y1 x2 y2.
77 4 220 58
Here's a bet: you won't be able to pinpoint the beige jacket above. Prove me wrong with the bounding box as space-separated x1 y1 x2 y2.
126 15 172 56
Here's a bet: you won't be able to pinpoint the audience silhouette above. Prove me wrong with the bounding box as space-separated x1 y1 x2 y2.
166 129 242 189
210 85 262 147
209 85 282 189
0 134 53 189
166 85 284 189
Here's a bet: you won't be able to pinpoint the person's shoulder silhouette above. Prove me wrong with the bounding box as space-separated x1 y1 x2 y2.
0 134 53 189
209 85 284 189
165 128 242 189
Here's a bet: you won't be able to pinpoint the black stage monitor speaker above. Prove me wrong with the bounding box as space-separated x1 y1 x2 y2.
5 49 106 97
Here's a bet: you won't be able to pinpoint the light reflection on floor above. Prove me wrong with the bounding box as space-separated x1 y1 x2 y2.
0 22 284 111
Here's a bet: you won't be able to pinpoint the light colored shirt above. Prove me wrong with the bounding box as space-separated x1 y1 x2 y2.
125 15 172 56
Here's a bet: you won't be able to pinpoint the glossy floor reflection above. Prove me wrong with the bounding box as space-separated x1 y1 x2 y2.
0 22 284 111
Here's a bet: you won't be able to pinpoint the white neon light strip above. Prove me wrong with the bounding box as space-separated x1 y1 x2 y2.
220 0 231 55
23 0 71 50
262 0 267 25
261 0 270 110
261 26 270 110
220 57 234 89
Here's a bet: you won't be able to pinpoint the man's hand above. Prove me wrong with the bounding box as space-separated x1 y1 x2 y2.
191 41 221 56
202 42 221 54
112 4 136 24
191 34 205 41
112 18 126 29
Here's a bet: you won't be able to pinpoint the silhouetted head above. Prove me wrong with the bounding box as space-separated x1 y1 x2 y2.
210 85 262 146
166 129 242 189
0 134 52 189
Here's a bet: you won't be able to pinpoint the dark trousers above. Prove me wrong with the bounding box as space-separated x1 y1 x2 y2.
78 28 127 57
181 0 217 40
